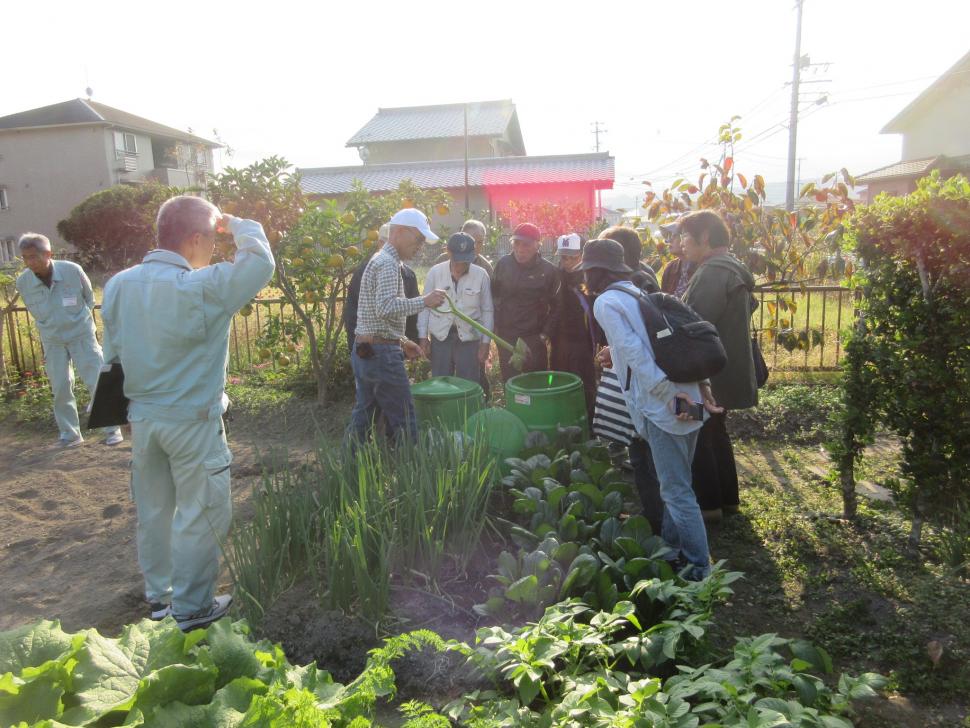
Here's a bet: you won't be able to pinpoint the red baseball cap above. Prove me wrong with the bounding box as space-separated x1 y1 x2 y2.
511 222 541 242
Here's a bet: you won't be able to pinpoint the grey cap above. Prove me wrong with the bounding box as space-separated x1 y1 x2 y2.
576 238 632 273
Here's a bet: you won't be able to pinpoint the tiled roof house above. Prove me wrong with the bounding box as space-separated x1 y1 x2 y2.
298 100 614 234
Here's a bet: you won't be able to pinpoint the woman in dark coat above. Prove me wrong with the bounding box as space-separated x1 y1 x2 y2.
681 210 758 521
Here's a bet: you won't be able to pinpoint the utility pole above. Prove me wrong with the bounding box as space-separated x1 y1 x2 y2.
463 103 470 212
591 121 607 220
785 0 804 212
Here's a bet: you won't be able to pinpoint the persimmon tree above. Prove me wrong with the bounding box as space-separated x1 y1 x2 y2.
640 117 857 352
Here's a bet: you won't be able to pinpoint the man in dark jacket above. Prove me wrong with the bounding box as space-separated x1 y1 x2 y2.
549 233 596 422
491 222 559 380
682 210 757 520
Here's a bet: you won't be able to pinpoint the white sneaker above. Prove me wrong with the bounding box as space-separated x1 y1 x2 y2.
149 601 172 620
174 594 232 631
102 430 124 446
58 436 84 449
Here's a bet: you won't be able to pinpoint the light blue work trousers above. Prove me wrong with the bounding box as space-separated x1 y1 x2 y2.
42 334 121 442
129 416 232 616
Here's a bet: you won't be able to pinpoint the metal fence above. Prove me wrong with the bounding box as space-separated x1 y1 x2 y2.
2 286 859 382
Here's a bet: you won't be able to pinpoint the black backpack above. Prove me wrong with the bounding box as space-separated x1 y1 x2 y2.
605 284 727 383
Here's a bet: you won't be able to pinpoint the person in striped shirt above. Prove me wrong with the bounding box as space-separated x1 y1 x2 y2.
345 209 446 445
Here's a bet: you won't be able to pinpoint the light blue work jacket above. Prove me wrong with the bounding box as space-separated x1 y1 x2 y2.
16 261 97 345
101 217 275 422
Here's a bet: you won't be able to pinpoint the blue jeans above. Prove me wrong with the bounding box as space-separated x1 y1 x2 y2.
430 328 480 381
346 343 417 445
645 420 711 580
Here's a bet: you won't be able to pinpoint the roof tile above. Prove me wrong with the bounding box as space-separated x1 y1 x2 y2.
299 153 615 195
346 100 516 145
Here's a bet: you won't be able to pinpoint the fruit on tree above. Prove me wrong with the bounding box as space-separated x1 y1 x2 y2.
302 235 314 245
259 347 272 361
367 229 380 241
436 205 449 216
340 212 356 225
345 245 360 257
291 257 304 267
327 254 345 268
240 304 254 317
277 354 291 367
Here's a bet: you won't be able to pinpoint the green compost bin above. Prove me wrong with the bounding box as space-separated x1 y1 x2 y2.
411 376 484 431
464 407 528 474
505 370 588 440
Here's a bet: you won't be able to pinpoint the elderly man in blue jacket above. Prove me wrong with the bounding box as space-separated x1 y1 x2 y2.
101 195 275 630
15 233 123 447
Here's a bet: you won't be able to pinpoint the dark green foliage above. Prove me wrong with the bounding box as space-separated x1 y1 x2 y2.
839 172 970 547
57 182 180 270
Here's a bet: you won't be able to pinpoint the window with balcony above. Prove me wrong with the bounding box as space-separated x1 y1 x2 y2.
114 131 138 155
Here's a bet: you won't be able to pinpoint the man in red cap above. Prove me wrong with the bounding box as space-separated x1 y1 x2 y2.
491 222 560 380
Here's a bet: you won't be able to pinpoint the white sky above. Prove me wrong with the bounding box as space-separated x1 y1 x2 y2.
6 0 969 210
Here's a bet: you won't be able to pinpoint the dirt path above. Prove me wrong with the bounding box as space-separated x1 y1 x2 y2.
0 394 329 635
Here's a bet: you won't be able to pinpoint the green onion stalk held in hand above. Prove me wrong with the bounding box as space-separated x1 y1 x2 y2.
437 294 531 371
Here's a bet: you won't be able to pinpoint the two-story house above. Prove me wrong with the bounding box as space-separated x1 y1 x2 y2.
857 50 970 202
298 100 614 235
0 98 220 260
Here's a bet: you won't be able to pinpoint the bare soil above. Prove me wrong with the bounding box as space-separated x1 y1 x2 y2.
0 396 324 635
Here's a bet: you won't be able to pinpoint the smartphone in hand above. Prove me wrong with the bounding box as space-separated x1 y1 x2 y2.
675 398 705 421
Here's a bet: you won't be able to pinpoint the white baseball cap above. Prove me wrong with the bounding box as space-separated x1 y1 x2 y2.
388 208 439 242
556 233 584 255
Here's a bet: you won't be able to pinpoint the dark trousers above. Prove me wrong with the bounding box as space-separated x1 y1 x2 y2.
690 411 740 510
629 436 664 536
551 336 597 423
346 344 417 446
497 332 547 381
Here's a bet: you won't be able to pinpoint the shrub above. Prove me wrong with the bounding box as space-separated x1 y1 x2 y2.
56 182 179 270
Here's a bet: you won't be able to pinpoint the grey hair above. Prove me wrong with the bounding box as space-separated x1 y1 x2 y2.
378 223 390 243
18 233 52 254
156 195 219 250
460 219 487 238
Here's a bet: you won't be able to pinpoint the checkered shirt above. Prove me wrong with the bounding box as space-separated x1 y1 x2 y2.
354 243 425 340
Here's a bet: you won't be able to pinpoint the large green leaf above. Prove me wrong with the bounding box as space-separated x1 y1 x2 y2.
204 622 266 689
506 575 539 603
0 671 65 725
560 554 600 597
61 619 199 724
0 621 77 674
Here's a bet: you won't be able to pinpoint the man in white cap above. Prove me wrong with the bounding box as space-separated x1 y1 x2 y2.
15 233 123 447
347 208 446 444
101 195 275 629
549 232 596 422
418 232 493 382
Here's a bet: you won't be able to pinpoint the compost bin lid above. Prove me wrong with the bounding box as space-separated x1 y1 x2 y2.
464 408 528 450
411 376 483 399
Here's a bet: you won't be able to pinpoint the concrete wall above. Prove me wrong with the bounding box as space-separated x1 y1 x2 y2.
104 129 158 183
863 178 917 204
901 82 970 160
362 137 500 164
0 125 112 252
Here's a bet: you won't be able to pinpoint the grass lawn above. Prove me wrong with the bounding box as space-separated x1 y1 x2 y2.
712 412 969 725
